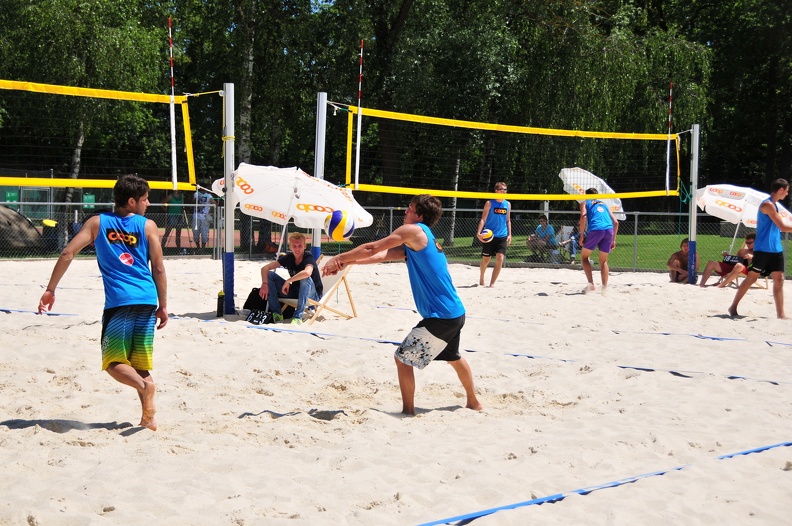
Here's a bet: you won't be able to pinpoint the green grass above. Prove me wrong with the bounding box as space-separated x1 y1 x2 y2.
440 233 781 273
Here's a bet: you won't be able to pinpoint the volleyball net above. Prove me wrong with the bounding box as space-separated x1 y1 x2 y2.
0 79 196 191
340 105 680 202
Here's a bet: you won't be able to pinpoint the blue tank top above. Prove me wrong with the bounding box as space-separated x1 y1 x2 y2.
585 200 614 232
755 199 782 253
94 213 158 309
405 224 466 319
485 199 510 238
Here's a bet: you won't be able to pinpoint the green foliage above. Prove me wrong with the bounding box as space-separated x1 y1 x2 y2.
0 0 785 201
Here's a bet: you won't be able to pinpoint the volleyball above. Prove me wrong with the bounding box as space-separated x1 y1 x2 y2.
480 228 494 241
325 210 356 241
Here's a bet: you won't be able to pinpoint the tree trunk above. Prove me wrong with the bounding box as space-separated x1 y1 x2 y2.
445 146 461 247
61 121 84 250
236 0 256 251
237 12 255 165
764 54 778 187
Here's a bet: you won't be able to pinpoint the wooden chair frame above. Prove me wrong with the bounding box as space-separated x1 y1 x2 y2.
279 264 357 325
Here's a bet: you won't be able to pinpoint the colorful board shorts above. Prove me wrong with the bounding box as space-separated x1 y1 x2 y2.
101 305 157 371
394 315 465 370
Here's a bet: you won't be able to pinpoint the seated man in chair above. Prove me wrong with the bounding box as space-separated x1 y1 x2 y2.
258 232 323 325
699 233 755 288
557 225 580 263
527 215 557 260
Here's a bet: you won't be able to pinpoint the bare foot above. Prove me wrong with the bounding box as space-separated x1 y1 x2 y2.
583 284 595 294
467 400 483 411
141 381 157 431
728 306 738 317
401 406 416 416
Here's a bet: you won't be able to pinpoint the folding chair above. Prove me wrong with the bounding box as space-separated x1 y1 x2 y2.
556 226 577 264
733 274 769 289
279 264 357 325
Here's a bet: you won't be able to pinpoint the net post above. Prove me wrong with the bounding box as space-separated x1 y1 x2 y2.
222 83 235 314
312 92 327 260
688 124 700 285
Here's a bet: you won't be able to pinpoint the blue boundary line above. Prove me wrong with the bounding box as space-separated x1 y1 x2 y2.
189 318 792 386
417 441 792 526
375 305 542 324
1 308 78 316
612 330 746 341
766 340 792 347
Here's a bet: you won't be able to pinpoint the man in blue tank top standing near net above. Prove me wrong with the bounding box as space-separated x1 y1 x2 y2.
729 179 792 318
476 181 511 287
323 194 482 416
38 174 168 431
579 188 620 295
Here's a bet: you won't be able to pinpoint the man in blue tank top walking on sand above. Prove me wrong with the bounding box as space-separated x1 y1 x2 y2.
38 174 168 431
729 179 792 319
323 194 482 415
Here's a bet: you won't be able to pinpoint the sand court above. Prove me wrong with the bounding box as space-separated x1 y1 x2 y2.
1 259 790 524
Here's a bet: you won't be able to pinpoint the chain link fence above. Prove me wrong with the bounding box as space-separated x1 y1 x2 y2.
2 201 789 278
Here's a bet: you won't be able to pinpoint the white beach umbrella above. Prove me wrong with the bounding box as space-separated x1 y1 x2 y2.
212 163 373 252
558 167 626 220
695 183 792 251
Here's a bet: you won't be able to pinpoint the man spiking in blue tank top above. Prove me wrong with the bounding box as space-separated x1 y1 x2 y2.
323 195 482 415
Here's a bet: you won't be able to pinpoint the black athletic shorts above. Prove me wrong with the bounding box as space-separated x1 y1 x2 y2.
481 237 508 257
748 251 784 277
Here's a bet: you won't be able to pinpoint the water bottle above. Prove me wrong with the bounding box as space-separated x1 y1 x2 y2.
216 290 225 317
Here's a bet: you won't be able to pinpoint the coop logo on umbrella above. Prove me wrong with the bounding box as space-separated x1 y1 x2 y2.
244 204 264 212
714 200 743 213
296 203 334 213
235 176 255 195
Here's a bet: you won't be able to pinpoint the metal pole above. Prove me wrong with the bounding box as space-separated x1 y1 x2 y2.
222 83 235 314
633 212 639 271
312 92 327 260
688 124 700 284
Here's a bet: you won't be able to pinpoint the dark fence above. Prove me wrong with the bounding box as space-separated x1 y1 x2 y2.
1 201 789 277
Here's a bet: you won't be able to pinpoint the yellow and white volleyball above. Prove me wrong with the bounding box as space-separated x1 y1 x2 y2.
324 210 356 241
480 228 494 241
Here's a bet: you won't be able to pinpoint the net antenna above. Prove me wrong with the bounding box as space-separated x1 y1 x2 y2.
665 82 673 195
168 16 178 190
354 39 364 190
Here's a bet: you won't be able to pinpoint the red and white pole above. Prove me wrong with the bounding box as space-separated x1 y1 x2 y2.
354 39 364 189
665 82 673 194
168 17 178 189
